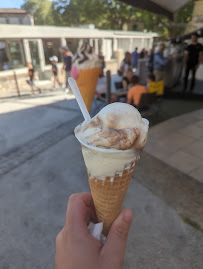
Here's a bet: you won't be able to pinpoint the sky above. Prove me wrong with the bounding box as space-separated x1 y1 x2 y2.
0 0 25 9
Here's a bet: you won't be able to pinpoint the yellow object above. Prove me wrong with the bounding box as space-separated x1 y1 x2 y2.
88 161 137 236
76 68 101 112
148 80 164 95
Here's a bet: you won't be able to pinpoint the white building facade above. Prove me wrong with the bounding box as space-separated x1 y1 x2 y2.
0 24 157 79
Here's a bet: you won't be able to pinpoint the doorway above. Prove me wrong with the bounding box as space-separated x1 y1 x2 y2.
29 40 40 69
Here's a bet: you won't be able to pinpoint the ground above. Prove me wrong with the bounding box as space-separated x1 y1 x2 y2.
0 89 203 269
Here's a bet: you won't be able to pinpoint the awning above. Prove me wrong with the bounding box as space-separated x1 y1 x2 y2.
120 0 192 19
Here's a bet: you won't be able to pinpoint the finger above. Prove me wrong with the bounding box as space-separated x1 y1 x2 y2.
65 193 97 234
101 209 133 267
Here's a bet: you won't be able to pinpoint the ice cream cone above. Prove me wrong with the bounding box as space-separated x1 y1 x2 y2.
76 67 101 112
88 161 136 236
75 103 149 236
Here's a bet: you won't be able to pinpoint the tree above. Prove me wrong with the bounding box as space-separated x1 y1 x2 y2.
22 0 54 25
21 0 197 38
53 0 107 27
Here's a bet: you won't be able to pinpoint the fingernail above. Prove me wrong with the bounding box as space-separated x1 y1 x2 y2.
123 210 133 223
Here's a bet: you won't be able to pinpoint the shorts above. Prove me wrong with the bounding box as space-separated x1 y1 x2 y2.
53 71 57 77
26 80 36 86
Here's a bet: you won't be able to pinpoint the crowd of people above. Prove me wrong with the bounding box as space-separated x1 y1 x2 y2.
26 33 203 100
119 43 171 83
117 33 203 107
117 44 165 108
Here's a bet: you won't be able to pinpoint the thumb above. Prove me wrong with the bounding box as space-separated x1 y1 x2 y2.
102 209 133 268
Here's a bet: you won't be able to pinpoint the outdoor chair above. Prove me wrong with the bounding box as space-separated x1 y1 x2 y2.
114 81 123 90
148 80 164 96
137 92 156 111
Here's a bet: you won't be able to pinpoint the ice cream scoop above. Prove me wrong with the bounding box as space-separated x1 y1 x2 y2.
75 102 149 151
72 42 102 71
71 42 102 112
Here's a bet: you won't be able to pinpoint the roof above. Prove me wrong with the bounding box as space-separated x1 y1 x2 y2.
119 0 192 19
0 8 29 14
0 24 158 39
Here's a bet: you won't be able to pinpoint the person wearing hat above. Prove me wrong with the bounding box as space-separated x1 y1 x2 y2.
61 46 72 90
183 33 203 94
49 56 62 88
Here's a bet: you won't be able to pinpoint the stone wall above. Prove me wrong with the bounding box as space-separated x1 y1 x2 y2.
0 55 121 97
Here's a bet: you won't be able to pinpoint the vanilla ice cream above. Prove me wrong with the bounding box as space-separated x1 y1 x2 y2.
75 103 149 178
75 103 148 150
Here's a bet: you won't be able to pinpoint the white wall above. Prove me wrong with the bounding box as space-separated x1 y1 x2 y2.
0 17 6 23
102 39 113 60
8 17 19 24
118 38 153 52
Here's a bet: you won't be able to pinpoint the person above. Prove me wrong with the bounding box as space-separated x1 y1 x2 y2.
61 46 72 89
153 42 168 81
55 192 133 269
122 68 133 91
119 51 132 77
132 47 139 68
147 73 155 86
26 62 41 94
148 48 154 73
49 56 62 88
127 75 147 107
183 33 203 94
139 49 145 59
98 51 105 77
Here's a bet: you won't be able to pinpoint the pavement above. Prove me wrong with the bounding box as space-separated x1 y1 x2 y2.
145 109 203 183
0 90 203 269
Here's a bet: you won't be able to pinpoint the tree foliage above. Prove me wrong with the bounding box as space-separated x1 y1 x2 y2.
22 0 197 37
22 0 54 25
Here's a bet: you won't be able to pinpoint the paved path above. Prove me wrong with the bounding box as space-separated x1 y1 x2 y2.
0 92 203 269
145 109 203 183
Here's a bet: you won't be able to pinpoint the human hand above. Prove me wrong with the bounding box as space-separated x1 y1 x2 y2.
55 193 133 269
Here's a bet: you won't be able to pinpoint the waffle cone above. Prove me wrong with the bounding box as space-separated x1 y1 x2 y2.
76 68 101 112
88 161 137 236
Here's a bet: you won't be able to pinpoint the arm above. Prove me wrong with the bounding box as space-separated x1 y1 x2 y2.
196 49 203 69
127 98 132 105
183 50 189 68
127 90 133 105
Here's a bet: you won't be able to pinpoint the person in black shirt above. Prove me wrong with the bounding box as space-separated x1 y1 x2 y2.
61 46 72 90
183 33 203 93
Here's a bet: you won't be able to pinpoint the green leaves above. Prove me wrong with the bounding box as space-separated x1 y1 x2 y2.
21 0 196 37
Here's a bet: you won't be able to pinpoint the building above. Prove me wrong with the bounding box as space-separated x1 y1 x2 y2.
0 8 34 25
0 23 157 93
0 23 157 72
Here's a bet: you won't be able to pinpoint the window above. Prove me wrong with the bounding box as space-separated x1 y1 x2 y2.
8 41 24 67
0 40 25 71
19 17 23 25
43 39 62 65
0 41 9 70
